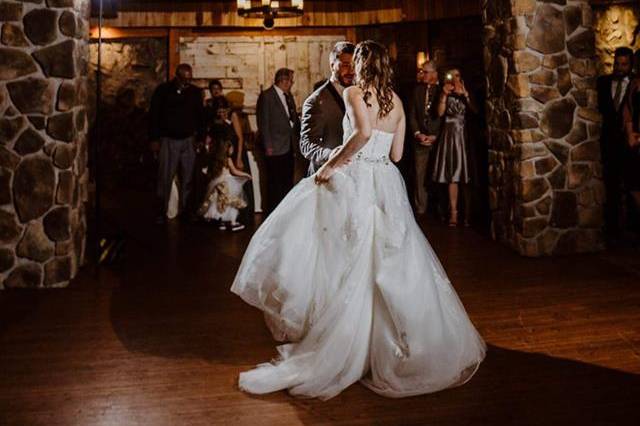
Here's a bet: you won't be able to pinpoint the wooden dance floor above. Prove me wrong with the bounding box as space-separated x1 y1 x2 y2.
1 196 640 425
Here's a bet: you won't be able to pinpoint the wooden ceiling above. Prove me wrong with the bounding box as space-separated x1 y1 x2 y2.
97 0 482 28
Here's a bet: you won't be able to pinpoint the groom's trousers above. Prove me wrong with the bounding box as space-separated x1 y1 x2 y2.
157 136 196 215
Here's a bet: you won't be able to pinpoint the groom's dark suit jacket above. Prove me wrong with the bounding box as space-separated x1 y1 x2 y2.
299 80 346 175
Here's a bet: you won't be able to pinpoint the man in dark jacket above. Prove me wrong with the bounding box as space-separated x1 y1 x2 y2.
408 60 442 215
149 63 204 224
597 47 634 242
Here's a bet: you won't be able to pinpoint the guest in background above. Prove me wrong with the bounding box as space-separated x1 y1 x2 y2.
597 47 634 243
622 69 640 240
408 60 441 216
256 68 300 213
208 79 224 101
432 68 477 227
198 139 252 231
416 66 425 84
207 96 254 220
300 41 355 176
99 88 148 189
149 63 204 224
205 80 246 170
206 94 246 170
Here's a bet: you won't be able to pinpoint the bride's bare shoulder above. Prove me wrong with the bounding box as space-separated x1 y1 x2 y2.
343 86 364 102
392 91 404 112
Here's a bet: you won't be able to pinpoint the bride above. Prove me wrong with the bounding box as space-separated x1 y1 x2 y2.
231 40 486 400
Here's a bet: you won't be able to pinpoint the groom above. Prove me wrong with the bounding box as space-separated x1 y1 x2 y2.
300 41 355 175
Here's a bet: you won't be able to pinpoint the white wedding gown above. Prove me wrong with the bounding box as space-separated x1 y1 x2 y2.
231 119 486 400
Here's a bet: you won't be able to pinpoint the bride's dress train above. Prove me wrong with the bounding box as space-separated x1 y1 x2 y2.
231 124 486 400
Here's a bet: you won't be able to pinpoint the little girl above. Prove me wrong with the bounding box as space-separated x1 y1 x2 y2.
198 139 252 231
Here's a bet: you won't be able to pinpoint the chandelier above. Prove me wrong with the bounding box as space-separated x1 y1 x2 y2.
236 0 304 30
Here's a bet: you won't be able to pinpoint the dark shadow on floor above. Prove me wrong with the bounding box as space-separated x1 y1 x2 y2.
281 345 640 426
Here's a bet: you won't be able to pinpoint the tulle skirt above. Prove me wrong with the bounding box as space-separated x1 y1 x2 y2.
231 160 485 400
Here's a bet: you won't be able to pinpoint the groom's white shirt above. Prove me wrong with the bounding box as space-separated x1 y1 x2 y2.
330 77 346 97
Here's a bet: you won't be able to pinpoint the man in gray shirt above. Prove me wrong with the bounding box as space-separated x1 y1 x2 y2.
300 41 355 176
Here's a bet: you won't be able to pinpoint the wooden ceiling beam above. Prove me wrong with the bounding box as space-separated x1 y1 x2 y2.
91 0 481 28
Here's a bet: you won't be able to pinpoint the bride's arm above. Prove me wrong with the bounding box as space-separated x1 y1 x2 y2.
315 87 371 183
390 98 405 163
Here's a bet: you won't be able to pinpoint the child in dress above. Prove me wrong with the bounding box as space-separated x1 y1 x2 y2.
198 139 252 231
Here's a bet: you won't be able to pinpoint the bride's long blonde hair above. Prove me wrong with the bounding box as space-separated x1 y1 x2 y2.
354 40 395 119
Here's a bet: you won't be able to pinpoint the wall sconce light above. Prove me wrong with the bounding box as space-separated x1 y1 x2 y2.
416 51 429 69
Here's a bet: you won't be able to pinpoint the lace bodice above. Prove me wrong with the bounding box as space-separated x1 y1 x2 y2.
342 116 394 164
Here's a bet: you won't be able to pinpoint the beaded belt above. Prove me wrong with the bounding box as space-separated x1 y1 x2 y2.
354 151 391 165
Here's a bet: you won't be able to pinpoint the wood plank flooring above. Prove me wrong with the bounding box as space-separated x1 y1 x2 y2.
1 195 639 425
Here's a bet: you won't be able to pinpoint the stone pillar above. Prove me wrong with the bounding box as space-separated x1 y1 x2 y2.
482 0 605 257
593 2 640 74
0 0 90 288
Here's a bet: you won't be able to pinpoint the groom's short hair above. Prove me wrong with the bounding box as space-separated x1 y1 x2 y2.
330 41 355 64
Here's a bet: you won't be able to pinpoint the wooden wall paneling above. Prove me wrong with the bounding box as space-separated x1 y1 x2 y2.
89 27 169 39
345 27 356 43
169 28 181 78
94 0 482 28
177 34 346 113
308 40 322 78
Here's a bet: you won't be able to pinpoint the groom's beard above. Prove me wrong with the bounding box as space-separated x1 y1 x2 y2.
338 74 355 87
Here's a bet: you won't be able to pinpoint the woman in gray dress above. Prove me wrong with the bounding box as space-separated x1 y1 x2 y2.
432 68 477 227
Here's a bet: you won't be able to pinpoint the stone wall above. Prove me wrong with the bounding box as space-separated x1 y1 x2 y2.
88 37 167 111
0 0 90 288
86 38 165 189
593 2 640 74
483 0 604 256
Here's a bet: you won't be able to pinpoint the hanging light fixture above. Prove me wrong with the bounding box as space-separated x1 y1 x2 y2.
237 0 304 30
